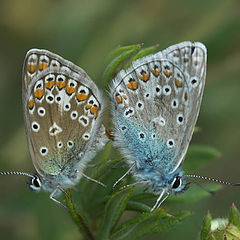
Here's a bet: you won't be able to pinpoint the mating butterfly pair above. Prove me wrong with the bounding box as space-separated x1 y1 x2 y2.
1 42 222 210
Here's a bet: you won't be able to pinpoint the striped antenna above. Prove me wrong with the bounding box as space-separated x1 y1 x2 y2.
0 171 34 179
185 174 240 186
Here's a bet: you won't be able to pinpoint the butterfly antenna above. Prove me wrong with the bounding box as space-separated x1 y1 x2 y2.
185 174 240 186
0 171 34 179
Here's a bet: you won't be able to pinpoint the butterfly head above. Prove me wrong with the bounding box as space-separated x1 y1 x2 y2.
27 175 42 192
0 171 45 192
168 173 189 194
148 168 188 194
137 167 190 211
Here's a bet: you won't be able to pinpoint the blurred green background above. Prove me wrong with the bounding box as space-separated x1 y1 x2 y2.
0 0 240 239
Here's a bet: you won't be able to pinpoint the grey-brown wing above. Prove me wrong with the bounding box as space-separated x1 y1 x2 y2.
160 42 207 172
22 49 106 176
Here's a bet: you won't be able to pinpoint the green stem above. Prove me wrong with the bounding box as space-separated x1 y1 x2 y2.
64 189 95 240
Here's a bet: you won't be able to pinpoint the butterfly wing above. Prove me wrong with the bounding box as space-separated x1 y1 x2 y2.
111 42 206 174
23 49 107 177
161 41 207 172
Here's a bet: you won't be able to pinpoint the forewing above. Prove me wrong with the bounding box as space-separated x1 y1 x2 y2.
23 49 104 176
111 42 206 173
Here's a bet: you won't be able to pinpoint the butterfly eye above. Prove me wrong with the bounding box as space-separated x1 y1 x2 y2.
171 176 182 189
28 176 42 192
33 177 41 187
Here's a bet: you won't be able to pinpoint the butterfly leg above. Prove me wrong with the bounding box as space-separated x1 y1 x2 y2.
49 188 67 209
112 164 135 189
82 172 106 188
151 190 169 212
119 180 150 190
50 186 72 209
57 185 71 198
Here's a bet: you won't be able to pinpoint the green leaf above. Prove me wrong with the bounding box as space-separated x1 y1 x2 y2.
126 200 151 212
81 158 122 210
129 191 156 208
90 157 121 183
125 45 159 68
224 224 240 239
229 203 240 229
111 209 191 240
96 187 134 240
211 221 240 240
103 44 142 88
167 184 221 204
183 145 220 172
130 192 155 202
99 140 114 163
208 233 217 240
200 211 212 240
104 44 142 68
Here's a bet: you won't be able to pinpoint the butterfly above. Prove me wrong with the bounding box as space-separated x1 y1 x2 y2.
0 49 108 206
110 41 208 210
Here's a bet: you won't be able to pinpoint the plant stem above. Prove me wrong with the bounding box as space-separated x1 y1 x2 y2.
64 189 95 240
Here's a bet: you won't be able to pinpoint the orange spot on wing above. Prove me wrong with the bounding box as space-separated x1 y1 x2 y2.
76 93 87 102
164 71 172 78
140 73 149 82
27 64 36 74
90 106 98 114
151 69 159 77
115 95 122 104
66 85 76 95
45 81 55 90
35 89 43 99
175 79 183 88
28 99 34 109
39 63 48 71
94 111 99 119
184 92 188 101
85 104 91 110
122 94 127 100
127 80 138 90
56 81 66 90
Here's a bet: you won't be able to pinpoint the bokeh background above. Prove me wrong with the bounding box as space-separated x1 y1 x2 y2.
0 0 240 239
